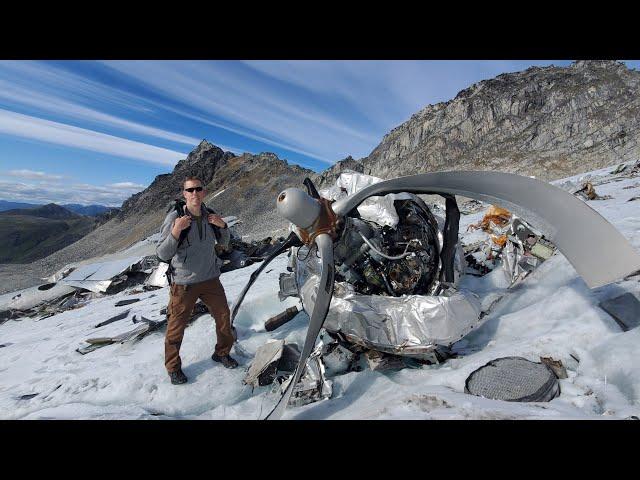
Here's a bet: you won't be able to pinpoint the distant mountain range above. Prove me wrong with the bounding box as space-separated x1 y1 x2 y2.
0 200 115 216
0 203 118 264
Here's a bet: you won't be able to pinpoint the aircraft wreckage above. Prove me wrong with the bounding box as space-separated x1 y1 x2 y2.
231 170 640 419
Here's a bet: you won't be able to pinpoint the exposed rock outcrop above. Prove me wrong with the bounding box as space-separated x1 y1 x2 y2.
318 60 640 182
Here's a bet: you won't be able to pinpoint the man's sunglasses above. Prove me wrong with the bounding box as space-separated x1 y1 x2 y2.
184 186 203 193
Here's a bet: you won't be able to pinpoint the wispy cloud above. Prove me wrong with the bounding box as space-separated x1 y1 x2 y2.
102 61 380 162
106 182 146 189
0 179 145 207
5 169 65 181
0 77 202 147
0 108 187 166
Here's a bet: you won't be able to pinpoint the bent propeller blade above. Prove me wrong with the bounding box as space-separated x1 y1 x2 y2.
332 171 640 289
266 233 334 420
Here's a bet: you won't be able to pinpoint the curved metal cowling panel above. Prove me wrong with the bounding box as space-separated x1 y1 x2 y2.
332 171 640 289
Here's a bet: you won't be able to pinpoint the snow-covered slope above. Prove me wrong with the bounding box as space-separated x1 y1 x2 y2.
1 164 639 420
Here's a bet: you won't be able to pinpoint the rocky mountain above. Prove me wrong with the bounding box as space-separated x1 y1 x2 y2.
3 60 639 293
319 60 640 182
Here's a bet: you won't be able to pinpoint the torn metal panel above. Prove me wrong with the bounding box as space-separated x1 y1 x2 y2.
0 283 77 313
280 346 332 408
244 340 285 387
61 256 146 293
145 262 169 288
598 293 640 331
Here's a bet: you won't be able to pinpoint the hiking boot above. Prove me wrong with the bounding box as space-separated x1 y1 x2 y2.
169 369 188 385
212 353 239 369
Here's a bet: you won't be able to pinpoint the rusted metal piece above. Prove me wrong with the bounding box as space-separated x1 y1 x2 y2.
297 198 339 246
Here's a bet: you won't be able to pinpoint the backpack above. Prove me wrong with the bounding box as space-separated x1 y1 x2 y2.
158 199 224 283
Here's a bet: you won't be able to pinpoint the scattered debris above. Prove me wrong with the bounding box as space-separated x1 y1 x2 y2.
465 357 560 402
573 181 613 201
94 310 130 328
244 339 285 387
321 341 358 376
18 393 39 401
365 350 405 372
243 339 331 407
264 306 299 331
76 301 208 355
467 205 512 232
279 346 332 408
540 356 568 379
598 293 640 331
114 299 140 307
459 199 485 215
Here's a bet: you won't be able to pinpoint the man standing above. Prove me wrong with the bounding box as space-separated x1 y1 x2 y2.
157 176 238 385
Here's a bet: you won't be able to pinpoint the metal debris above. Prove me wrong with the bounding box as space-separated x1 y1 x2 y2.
264 306 299 332
114 298 140 307
574 181 613 201
365 350 405 372
280 346 332 408
244 339 285 387
94 309 130 328
540 356 568 379
321 341 358 376
465 357 560 402
598 292 640 331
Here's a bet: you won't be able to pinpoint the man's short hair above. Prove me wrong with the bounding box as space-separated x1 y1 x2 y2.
183 176 204 189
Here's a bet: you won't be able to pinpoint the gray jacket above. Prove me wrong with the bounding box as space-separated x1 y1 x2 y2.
156 204 231 285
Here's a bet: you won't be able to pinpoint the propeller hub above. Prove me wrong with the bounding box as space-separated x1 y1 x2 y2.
276 188 321 229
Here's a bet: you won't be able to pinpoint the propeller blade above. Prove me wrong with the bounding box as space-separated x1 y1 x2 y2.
230 231 302 326
331 171 640 289
266 233 334 420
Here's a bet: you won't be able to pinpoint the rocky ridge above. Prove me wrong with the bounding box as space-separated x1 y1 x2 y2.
329 60 640 182
3 60 639 293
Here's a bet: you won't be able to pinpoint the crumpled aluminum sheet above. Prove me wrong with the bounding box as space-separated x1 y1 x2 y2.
244 339 285 387
319 171 413 228
281 345 332 407
297 250 482 358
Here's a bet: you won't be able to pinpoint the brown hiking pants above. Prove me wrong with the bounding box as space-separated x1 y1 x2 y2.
164 277 234 373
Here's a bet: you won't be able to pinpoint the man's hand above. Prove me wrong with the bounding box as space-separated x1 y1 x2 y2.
171 215 192 240
208 213 227 228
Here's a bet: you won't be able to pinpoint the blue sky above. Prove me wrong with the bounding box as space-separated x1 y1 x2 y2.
0 60 638 207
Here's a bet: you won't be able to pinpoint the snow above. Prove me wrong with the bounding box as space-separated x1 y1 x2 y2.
1 163 640 419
